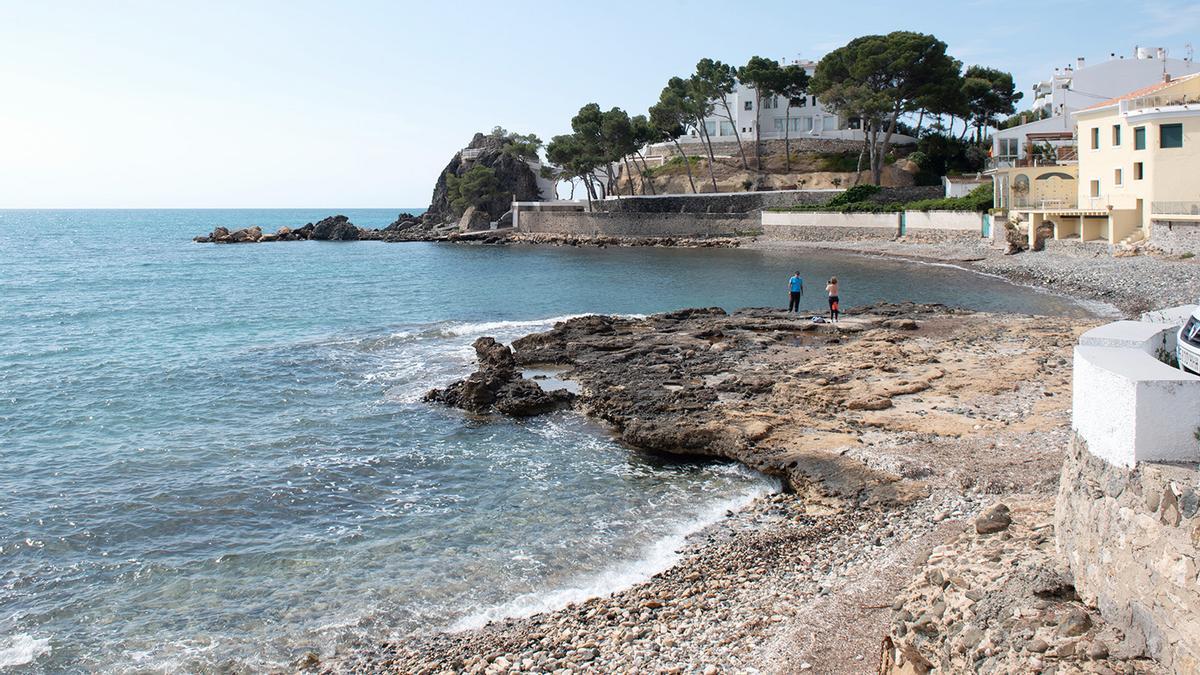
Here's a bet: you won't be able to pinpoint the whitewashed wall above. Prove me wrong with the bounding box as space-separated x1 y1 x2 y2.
1072 320 1200 467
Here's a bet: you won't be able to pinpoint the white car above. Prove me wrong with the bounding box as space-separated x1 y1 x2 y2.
1179 307 1200 375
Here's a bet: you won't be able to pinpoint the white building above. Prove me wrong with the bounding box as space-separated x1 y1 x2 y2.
675 59 916 148
992 47 1198 165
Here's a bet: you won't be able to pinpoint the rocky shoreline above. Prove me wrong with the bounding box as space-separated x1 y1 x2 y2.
192 213 454 243
320 302 1164 673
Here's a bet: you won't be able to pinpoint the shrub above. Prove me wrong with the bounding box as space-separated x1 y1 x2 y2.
817 151 862 172
767 182 993 213
827 184 881 207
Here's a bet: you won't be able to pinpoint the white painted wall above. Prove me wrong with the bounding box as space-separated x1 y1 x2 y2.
762 211 900 229
996 51 1200 160
1072 320 1200 467
903 211 983 231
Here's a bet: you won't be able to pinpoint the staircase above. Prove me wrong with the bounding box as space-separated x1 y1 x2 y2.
1113 227 1147 257
1118 228 1146 247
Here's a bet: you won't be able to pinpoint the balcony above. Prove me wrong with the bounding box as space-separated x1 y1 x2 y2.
987 147 1077 171
1152 201 1200 218
1125 93 1200 112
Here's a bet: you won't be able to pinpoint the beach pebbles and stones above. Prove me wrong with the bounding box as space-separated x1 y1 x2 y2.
318 302 1128 673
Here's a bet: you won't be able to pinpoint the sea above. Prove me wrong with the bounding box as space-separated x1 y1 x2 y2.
0 209 1090 672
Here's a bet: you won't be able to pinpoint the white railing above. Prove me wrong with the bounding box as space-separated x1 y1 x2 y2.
1125 93 1200 111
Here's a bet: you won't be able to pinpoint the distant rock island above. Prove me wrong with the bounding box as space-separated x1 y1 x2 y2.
193 129 547 244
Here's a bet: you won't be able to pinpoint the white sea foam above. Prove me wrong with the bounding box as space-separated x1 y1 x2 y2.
0 633 51 668
447 479 778 632
441 314 589 337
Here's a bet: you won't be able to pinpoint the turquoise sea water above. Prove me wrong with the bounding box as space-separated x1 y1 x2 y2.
0 209 1088 671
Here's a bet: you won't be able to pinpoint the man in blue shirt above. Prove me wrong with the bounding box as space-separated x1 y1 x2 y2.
788 271 804 312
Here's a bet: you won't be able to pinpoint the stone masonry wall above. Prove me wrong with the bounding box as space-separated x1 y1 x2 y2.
1150 220 1200 256
648 138 866 159
1055 433 1200 672
515 211 761 239
596 186 943 215
598 191 832 214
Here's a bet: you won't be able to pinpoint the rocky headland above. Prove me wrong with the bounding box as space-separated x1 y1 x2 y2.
325 304 1163 673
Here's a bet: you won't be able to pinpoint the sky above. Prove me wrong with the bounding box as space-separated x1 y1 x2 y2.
2 0 1199 208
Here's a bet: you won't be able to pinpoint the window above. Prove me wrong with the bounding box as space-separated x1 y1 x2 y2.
998 138 1019 157
1161 123 1183 148
704 120 716 136
797 97 807 108
823 117 838 131
1114 168 1123 186
774 118 810 133
1090 180 1100 198
1134 126 1146 150
1134 162 1144 180
719 121 735 136
764 96 778 109
1090 127 1099 149
744 101 753 111
1112 125 1121 146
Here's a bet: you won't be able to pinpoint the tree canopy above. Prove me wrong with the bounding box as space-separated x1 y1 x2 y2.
961 66 1023 139
445 165 501 215
810 31 962 184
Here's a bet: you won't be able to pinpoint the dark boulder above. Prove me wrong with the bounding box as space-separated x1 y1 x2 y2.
229 226 261 243
383 212 421 232
425 337 573 416
310 215 359 241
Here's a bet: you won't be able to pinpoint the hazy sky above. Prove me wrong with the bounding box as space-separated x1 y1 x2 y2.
2 0 1199 208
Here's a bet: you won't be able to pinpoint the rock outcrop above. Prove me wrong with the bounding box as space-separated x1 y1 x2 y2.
310 215 359 241
193 213 458 244
425 131 543 225
424 337 573 416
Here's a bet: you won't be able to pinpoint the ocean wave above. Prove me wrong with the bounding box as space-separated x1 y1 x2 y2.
439 314 589 337
446 479 777 632
0 633 51 668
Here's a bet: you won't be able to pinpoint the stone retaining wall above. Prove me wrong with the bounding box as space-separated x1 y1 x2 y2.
597 186 943 215
648 138 865 159
515 211 760 238
1150 220 1200 255
1055 434 1200 672
598 191 833 214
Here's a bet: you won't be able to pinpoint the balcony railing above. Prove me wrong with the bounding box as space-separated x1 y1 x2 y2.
1125 93 1200 111
1151 201 1200 216
1011 197 1074 210
987 153 1077 171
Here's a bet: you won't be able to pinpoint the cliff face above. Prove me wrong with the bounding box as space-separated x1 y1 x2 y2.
425 132 543 225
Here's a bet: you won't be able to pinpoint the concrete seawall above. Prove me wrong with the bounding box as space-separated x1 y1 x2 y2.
515 211 760 238
514 199 988 244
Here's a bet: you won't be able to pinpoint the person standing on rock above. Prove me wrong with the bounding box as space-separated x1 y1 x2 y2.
826 276 840 323
787 271 804 312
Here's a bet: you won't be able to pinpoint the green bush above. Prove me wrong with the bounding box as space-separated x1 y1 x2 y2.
768 182 993 214
817 151 861 172
826 184 881 207
645 155 702 178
